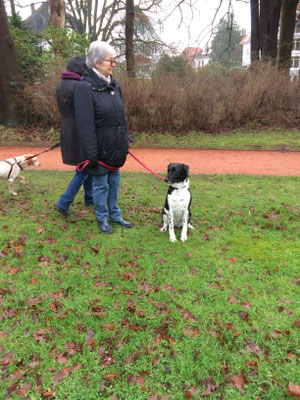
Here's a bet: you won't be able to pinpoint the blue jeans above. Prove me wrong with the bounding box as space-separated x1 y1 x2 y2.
56 169 93 211
92 170 122 222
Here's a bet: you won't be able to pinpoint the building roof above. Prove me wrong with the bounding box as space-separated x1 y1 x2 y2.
166 49 181 56
240 33 250 45
181 47 203 66
135 54 153 65
24 2 50 35
181 47 202 59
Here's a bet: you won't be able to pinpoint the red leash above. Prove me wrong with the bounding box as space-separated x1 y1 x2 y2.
128 151 165 180
76 152 165 181
77 160 119 172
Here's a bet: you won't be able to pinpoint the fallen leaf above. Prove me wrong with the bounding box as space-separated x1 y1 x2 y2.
103 373 120 382
17 382 32 395
228 371 247 393
239 312 249 322
241 302 252 309
185 386 198 398
245 338 262 356
288 382 300 397
183 326 200 338
228 295 237 304
33 329 49 343
53 367 70 386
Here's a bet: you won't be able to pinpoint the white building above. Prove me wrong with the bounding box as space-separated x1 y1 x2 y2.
181 47 211 70
290 21 300 81
240 32 251 67
194 52 211 70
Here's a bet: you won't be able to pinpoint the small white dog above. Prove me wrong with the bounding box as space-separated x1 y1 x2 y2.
0 154 40 195
161 163 194 242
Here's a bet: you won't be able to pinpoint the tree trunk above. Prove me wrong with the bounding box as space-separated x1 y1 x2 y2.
250 0 260 62
260 0 282 63
125 0 135 78
0 0 22 123
278 0 299 70
49 0 65 28
9 0 16 18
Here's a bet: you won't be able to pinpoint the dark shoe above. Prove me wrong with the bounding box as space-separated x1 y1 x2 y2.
55 205 71 217
97 219 113 234
110 218 133 228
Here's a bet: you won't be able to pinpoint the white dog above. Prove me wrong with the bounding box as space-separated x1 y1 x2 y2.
0 154 40 195
161 163 194 242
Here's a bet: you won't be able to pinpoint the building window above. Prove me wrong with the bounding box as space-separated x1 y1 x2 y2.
295 22 300 34
33 14 45 31
293 39 300 51
291 56 300 68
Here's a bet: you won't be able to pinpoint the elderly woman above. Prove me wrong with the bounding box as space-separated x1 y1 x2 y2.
74 41 132 233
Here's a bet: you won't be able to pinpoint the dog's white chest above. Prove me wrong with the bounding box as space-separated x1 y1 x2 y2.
168 188 190 210
167 188 190 227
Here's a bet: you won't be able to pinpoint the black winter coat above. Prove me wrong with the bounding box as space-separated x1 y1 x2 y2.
74 69 129 175
56 57 86 166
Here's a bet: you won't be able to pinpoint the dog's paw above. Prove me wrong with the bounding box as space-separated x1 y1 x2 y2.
11 192 18 196
188 224 194 230
170 236 177 242
160 227 167 233
180 235 188 242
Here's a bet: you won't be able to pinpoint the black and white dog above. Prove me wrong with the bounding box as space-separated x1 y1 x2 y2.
161 163 194 242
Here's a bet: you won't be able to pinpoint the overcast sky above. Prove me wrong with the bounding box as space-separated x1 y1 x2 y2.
157 0 250 49
11 0 250 50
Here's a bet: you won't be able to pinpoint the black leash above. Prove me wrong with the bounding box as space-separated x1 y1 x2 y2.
25 143 61 161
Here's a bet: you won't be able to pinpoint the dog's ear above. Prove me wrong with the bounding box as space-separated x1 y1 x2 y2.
183 164 189 176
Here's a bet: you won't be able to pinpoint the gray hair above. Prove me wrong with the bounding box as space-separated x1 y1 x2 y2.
86 41 116 68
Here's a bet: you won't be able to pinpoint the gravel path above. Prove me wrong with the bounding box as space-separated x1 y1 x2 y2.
0 146 299 176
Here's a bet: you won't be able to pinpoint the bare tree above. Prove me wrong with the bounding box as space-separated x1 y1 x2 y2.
277 0 299 70
0 0 22 123
65 0 126 41
249 0 298 70
260 0 281 62
250 0 260 62
126 0 135 77
49 0 65 28
9 0 16 17
65 0 163 42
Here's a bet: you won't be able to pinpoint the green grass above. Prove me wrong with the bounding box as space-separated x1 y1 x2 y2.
0 171 300 399
1 126 300 151
131 128 300 151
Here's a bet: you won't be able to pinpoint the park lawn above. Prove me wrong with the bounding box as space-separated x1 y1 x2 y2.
131 128 300 151
1 126 300 151
0 170 299 399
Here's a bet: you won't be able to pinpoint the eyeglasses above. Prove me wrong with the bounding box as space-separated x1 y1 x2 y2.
103 59 116 65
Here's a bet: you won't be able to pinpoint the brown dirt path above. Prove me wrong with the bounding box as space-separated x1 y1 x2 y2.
0 146 299 176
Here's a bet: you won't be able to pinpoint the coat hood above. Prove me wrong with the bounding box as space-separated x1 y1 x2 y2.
66 56 87 76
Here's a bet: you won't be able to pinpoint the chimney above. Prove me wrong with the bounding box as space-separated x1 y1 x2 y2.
31 3 35 14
